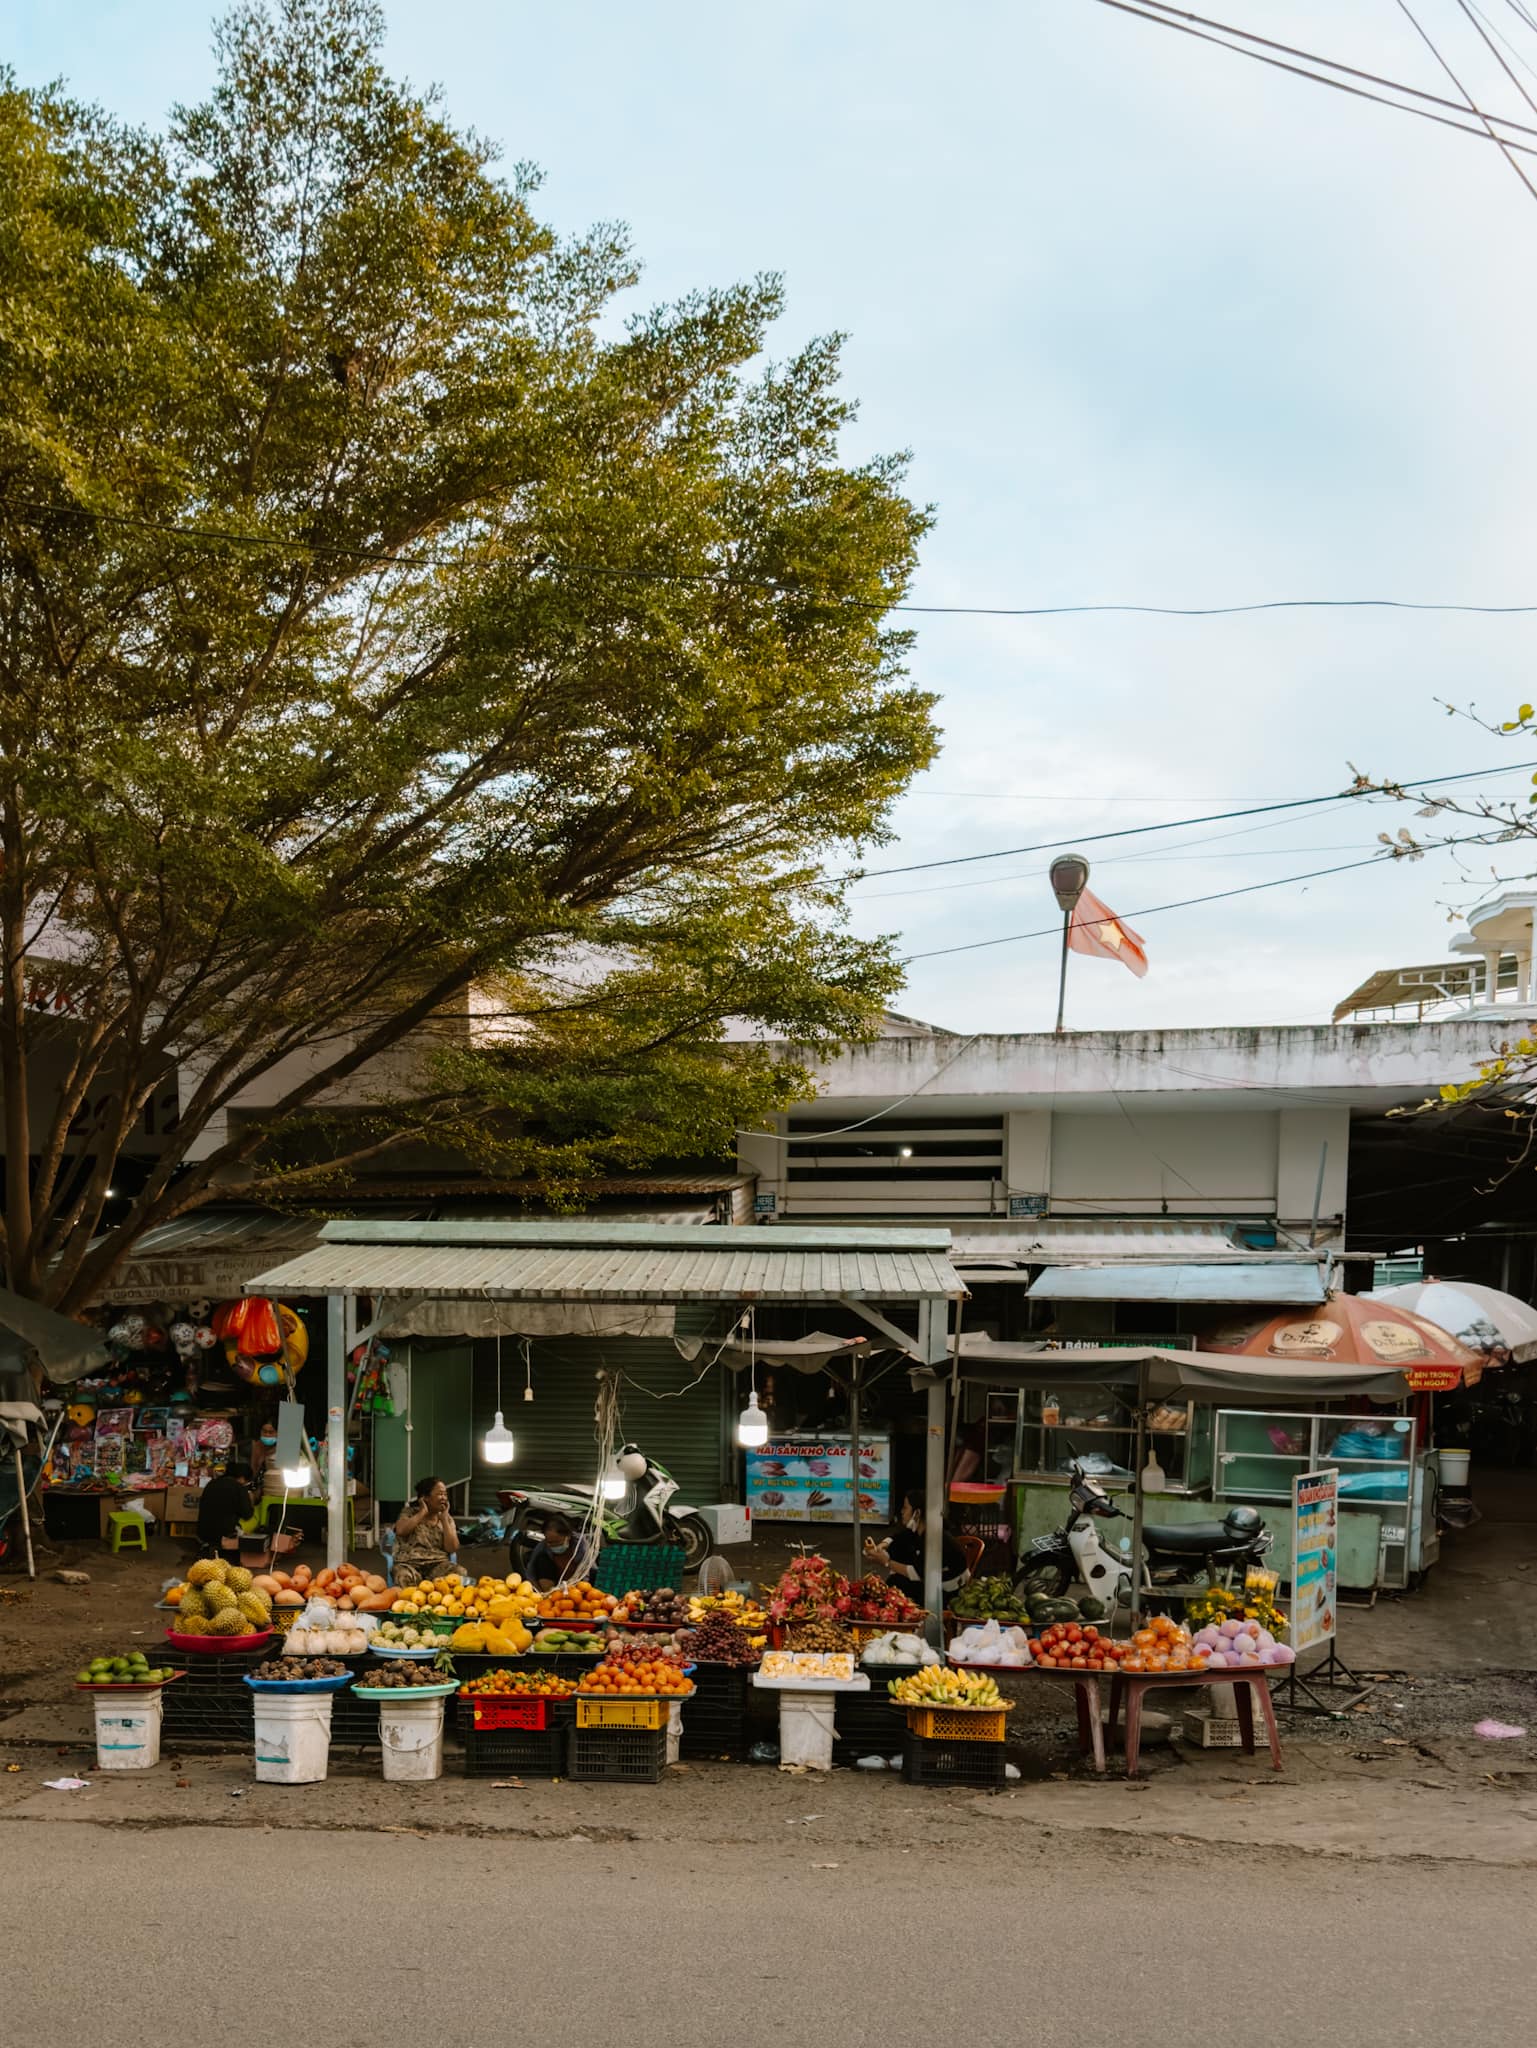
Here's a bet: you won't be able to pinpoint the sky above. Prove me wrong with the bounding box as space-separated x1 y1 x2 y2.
7 0 1537 1035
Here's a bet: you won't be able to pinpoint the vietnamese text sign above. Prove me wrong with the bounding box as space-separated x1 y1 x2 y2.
744 1434 892 1523
1291 1468 1338 1653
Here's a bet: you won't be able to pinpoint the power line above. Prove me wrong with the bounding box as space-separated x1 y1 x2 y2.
1396 0 1537 204
901 845 1478 963
10 494 1537 620
1092 0 1537 155
856 757 1537 880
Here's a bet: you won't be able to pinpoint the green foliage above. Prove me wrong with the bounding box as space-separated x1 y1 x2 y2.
0 1 936 1307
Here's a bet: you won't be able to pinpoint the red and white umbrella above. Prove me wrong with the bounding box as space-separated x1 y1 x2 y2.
1200 1293 1479 1391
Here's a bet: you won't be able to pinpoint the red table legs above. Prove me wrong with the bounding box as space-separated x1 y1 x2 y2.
1232 1676 1256 1755
1252 1676 1284 1770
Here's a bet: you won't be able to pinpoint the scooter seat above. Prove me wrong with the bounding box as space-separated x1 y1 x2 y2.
1140 1518 1245 1554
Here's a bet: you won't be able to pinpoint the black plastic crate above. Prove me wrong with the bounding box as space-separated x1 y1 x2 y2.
678 1665 749 1759
568 1723 668 1783
832 1669 914 1764
462 1724 569 1779
159 1645 264 1746
901 1733 1007 1791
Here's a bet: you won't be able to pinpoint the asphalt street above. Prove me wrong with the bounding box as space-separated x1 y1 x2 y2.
5 1817 1527 2046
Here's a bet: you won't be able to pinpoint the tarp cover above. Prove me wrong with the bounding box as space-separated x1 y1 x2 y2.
927 1333 1409 1406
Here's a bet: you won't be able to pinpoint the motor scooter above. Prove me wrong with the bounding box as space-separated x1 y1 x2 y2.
1015 1459 1272 1625
493 1444 712 1574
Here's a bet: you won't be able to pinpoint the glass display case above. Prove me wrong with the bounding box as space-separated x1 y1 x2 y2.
987 1385 1214 1494
1213 1408 1425 1590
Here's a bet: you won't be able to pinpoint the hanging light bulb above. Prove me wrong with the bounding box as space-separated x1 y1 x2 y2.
482 1337 516 1463
483 1411 515 1464
281 1461 310 1490
600 1454 626 1501
736 1388 769 1448
522 1336 534 1402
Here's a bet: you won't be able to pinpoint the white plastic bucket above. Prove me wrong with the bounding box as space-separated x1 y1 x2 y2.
379 1696 446 1781
665 1699 683 1766
253 1693 334 1783
778 1691 836 1771
1439 1449 1472 1489
93 1691 163 1771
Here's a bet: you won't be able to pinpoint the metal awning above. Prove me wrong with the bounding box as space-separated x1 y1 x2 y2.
1028 1261 1327 1306
923 1333 1409 1405
246 1219 966 1306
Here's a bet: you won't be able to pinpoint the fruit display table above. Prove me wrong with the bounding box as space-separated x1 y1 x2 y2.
1107 1668 1283 1778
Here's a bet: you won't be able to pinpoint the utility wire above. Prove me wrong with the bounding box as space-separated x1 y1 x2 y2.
856 757 1537 880
901 841 1486 963
1396 0 1537 203
1092 0 1537 154
9 494 1537 620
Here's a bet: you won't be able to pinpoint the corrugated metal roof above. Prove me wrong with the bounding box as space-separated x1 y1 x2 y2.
246 1220 962 1304
1029 1262 1326 1306
946 1221 1249 1260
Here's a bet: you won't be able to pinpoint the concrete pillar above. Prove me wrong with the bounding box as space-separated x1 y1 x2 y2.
1482 952 1503 1004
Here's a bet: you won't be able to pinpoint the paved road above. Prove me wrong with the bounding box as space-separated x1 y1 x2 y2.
6 1817 1528 2045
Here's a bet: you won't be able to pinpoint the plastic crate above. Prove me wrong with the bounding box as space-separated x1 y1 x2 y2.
568 1723 668 1783
901 1734 1008 1790
464 1694 572 1732
159 1644 265 1746
592 1545 686 1596
678 1666 750 1759
832 1683 909 1764
905 1704 1010 1744
575 1694 670 1731
462 1724 568 1780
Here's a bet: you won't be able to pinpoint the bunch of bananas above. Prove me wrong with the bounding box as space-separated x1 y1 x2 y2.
888 1667 1004 1708
688 1589 768 1631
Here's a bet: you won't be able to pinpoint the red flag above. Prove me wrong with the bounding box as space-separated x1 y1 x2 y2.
1067 888 1148 977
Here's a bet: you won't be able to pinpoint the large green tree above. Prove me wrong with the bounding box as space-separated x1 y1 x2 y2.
0 0 935 1311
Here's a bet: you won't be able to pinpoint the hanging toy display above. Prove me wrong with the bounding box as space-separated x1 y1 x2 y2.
105 1315 146 1354
349 1337 395 1416
208 1296 307 1385
169 1321 198 1358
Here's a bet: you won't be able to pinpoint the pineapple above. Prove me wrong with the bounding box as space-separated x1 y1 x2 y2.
203 1581 238 1614
175 1612 211 1635
237 1592 272 1627
207 1607 248 1635
177 1587 208 1620
224 1566 254 1595
186 1558 226 1588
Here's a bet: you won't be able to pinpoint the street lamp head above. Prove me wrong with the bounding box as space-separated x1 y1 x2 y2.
1049 853 1091 914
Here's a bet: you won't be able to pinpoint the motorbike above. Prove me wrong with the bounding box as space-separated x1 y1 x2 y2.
1015 1459 1272 1624
494 1444 713 1574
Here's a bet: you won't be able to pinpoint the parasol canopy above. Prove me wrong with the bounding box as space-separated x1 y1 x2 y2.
1367 1279 1537 1367
1199 1292 1478 1390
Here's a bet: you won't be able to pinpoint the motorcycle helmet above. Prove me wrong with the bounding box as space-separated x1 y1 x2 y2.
1221 1504 1264 1540
617 1445 648 1482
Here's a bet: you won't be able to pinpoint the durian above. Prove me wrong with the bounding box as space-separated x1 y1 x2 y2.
203 1581 238 1614
224 1566 254 1594
237 1591 272 1626
186 1558 226 1588
177 1587 208 1619
207 1607 248 1635
175 1612 211 1634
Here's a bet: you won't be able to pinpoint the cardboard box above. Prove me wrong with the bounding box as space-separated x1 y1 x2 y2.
163 1483 207 1523
696 1504 751 1546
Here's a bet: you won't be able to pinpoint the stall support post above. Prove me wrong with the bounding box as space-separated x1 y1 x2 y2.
1129 1371 1147 1631
326 1292 347 1568
849 1357 862 1582
923 1376 946 1644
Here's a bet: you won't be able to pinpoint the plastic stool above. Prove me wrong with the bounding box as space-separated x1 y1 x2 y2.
107 1511 148 1554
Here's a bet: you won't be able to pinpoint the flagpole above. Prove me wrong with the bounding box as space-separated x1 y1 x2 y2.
1048 853 1090 1035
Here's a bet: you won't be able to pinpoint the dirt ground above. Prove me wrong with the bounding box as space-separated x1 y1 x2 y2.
3 1477 1533 1864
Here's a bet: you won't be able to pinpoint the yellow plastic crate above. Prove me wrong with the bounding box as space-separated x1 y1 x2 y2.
576 1695 669 1731
905 1703 1010 1744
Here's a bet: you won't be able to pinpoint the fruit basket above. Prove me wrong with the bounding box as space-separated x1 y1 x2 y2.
74 1670 184 1692
575 1684 694 1732
466 1693 571 1732
165 1628 275 1656
369 1641 444 1660
350 1678 460 1701
904 1702 1012 1744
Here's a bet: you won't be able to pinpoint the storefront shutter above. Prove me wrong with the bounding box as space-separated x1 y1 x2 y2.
467 1335 730 1515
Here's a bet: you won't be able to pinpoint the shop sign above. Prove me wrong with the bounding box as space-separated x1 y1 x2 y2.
1404 1366 1462 1392
753 1192 777 1217
1008 1194 1047 1217
744 1435 891 1523
1291 1468 1338 1653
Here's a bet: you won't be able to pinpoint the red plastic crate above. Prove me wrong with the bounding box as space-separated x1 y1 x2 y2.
469 1694 556 1732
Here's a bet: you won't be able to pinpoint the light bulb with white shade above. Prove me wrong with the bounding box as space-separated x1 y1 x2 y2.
600 1456 627 1501
281 1463 310 1489
737 1390 769 1448
482 1412 515 1465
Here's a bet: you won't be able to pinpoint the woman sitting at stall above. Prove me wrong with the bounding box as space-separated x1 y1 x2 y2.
392 1475 459 1586
864 1488 969 1602
522 1511 589 1591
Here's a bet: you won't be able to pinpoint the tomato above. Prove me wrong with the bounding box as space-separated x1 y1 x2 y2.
1082 1626 1099 1642
1070 1655 1088 1667
1065 1624 1083 1642
1035 1653 1055 1668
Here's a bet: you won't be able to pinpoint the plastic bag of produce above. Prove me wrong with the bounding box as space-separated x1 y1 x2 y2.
892 1632 932 1663
297 1597 338 1631
861 1632 903 1667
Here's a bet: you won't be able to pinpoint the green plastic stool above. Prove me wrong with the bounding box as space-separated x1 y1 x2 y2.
107 1511 148 1554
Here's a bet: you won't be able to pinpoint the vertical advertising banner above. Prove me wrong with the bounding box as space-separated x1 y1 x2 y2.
1291 1469 1338 1653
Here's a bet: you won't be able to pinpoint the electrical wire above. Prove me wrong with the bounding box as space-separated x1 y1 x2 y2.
1090 0 1537 154
1396 0 1537 203
855 757 1537 880
901 843 1483 963
11 493 1537 619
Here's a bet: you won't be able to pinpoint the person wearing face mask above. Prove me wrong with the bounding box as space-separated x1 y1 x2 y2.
523 1511 588 1591
864 1489 969 1601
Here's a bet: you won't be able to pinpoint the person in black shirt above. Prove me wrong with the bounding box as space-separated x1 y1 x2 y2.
196 1463 255 1557
864 1488 969 1601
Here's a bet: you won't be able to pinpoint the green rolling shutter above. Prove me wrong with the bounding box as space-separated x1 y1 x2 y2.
467 1335 730 1515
